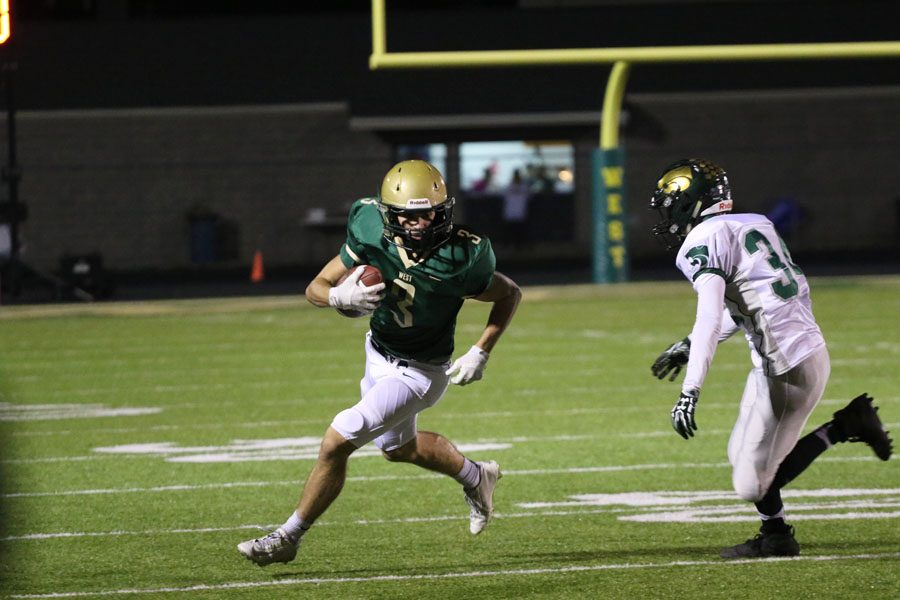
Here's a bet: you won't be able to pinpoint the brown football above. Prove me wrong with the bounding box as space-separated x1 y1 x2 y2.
335 265 383 318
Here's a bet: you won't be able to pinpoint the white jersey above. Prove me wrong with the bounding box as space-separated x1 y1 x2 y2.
676 213 825 376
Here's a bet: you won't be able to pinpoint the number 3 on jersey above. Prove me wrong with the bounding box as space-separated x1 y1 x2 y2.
390 279 416 328
743 228 803 300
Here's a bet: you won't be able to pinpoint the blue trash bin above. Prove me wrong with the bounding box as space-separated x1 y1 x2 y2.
189 216 219 263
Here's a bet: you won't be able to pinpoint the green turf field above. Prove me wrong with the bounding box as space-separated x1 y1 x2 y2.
1 277 898 599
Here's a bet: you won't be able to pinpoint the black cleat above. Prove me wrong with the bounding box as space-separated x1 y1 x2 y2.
832 393 893 461
720 526 800 559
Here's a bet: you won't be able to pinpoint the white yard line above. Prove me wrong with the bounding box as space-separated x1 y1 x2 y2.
3 432 673 463
6 497 900 542
2 455 890 497
8 552 900 599
9 400 895 436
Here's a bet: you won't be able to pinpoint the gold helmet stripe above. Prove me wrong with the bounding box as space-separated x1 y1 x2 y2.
657 165 694 193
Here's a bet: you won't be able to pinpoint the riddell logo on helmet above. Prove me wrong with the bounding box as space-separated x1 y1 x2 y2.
699 199 732 218
405 198 432 209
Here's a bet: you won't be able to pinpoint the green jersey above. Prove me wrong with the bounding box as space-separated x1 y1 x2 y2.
339 199 495 362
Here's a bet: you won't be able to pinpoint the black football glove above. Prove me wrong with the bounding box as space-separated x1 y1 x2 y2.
651 337 691 381
671 389 699 440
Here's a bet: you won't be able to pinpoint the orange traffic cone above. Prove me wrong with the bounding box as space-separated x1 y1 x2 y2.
250 250 265 283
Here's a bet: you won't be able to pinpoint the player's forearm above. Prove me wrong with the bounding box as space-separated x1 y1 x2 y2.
683 274 725 392
306 255 349 307
683 312 721 392
305 277 333 307
475 283 521 353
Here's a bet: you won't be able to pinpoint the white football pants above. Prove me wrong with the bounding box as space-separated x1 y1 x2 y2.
727 345 831 502
330 332 450 452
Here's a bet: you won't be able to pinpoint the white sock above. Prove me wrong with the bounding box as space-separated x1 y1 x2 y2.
454 458 482 489
758 508 786 521
281 511 311 540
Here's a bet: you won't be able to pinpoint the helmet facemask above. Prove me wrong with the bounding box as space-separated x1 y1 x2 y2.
379 200 455 253
378 160 455 254
649 189 701 251
649 159 732 252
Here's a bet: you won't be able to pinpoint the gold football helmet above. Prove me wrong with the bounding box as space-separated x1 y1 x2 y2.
378 160 455 252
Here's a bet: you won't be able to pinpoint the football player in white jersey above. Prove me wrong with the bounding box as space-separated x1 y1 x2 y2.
648 158 893 558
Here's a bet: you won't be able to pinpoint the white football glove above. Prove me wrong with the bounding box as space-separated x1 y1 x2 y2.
446 345 490 386
328 267 385 312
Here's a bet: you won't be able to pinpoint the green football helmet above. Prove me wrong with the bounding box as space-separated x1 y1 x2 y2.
649 158 733 251
378 160 455 252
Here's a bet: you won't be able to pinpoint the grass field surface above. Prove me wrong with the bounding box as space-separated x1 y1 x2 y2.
1 276 898 599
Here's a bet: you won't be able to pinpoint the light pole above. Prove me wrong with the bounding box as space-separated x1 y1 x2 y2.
0 1 83 301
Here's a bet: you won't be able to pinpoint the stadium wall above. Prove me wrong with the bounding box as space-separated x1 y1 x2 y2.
4 87 899 274
7 103 391 273
626 86 900 262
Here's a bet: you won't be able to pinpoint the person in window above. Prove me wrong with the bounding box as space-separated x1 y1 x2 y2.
471 165 497 193
502 168 531 247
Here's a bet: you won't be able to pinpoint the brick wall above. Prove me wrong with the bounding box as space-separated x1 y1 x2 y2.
8 103 390 272
4 88 899 274
625 87 900 260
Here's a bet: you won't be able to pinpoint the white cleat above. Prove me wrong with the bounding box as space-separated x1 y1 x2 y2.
464 460 502 535
237 527 300 566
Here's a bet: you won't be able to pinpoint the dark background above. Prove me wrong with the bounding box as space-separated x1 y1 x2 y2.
1 1 899 302
8 1 900 112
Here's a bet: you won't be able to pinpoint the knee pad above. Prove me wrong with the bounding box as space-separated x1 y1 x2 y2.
332 408 366 437
732 467 765 502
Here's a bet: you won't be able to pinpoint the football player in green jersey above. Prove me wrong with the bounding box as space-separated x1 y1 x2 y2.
238 160 522 566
